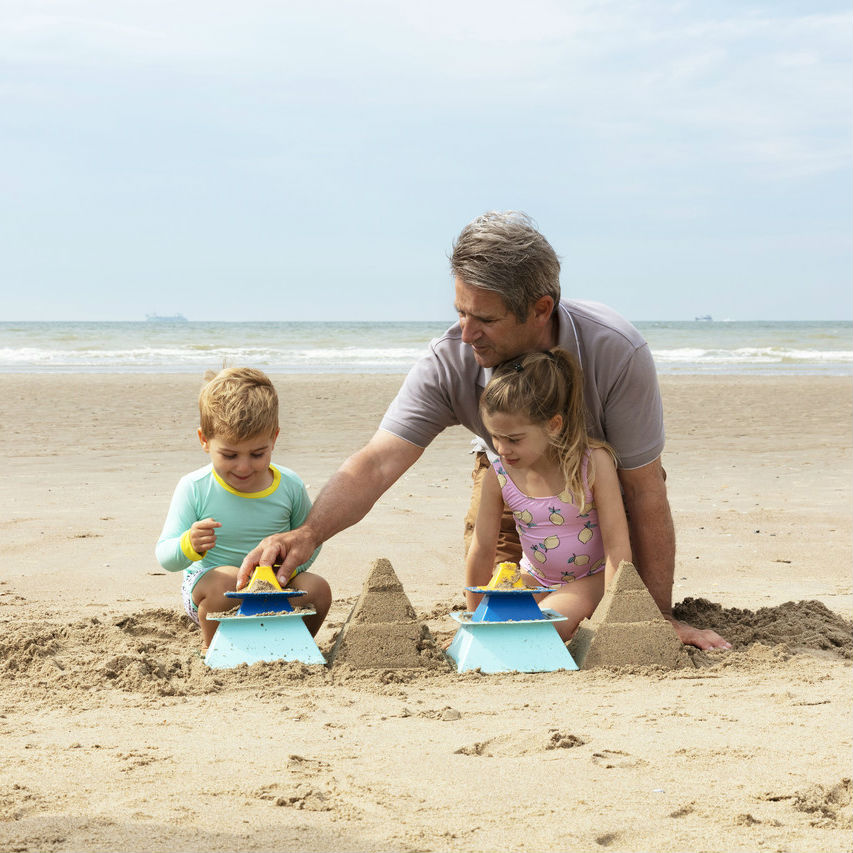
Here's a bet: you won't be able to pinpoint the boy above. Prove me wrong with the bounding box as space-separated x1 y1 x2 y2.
155 367 331 649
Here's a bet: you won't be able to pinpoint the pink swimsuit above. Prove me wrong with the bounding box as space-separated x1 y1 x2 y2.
493 453 606 586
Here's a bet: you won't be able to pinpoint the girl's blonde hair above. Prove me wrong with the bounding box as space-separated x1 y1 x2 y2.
479 348 616 513
198 367 279 442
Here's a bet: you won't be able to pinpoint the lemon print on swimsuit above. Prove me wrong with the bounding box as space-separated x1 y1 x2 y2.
578 520 597 544
532 535 560 563
588 557 606 573
567 553 589 567
548 506 565 525
561 571 577 583
576 501 596 519
514 509 533 526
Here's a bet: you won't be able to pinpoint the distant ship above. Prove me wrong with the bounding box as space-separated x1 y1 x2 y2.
146 313 188 323
694 314 713 322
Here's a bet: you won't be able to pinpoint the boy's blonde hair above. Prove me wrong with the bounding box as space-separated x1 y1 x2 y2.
198 367 279 441
479 348 616 514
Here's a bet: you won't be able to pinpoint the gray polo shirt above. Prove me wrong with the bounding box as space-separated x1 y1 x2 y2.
379 299 665 470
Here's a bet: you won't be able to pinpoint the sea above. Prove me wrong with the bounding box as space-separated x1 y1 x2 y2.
0 319 850 376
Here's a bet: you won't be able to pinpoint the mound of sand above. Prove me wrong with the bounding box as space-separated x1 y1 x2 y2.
674 597 853 659
0 609 330 702
327 558 449 670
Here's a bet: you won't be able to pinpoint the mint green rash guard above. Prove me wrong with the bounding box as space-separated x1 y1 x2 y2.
155 462 320 590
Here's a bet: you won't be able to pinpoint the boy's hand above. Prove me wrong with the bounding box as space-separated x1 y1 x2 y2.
190 518 221 554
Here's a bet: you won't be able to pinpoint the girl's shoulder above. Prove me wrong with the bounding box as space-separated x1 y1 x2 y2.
588 445 615 465
588 446 619 485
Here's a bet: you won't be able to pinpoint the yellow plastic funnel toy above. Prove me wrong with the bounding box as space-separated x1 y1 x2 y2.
245 564 283 592
486 561 524 589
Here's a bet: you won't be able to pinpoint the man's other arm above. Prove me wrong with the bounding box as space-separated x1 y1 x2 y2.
619 459 731 650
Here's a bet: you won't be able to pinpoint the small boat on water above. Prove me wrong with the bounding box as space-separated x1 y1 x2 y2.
146 313 188 323
694 314 713 322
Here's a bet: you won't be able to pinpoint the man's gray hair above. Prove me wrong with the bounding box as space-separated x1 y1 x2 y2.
450 211 561 322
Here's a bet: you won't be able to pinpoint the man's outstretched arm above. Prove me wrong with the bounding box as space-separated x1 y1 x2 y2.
619 459 731 650
238 430 424 587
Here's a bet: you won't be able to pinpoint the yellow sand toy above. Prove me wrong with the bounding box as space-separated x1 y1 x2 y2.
244 563 283 592
485 561 525 590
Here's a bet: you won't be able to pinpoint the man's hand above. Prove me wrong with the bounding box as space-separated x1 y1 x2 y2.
237 527 319 589
189 518 221 554
667 616 732 650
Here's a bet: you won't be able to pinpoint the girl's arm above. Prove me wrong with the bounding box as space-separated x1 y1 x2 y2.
590 448 633 587
464 467 505 610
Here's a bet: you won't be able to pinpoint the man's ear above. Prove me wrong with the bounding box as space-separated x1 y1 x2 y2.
531 295 555 326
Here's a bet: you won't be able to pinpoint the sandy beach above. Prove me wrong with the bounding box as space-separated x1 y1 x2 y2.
1 372 851 852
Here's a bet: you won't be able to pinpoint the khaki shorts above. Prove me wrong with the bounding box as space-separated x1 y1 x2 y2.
463 452 523 565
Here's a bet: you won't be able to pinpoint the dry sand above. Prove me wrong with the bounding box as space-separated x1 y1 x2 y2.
1 372 851 852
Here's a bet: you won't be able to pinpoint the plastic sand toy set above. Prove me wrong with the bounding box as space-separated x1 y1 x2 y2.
204 565 325 668
446 562 578 673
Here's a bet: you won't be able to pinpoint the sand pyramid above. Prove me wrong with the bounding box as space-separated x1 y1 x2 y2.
568 561 690 669
328 558 445 669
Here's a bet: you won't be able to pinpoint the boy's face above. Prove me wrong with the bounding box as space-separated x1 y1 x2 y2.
198 430 279 494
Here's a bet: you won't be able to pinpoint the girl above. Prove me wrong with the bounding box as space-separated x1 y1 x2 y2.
466 348 632 640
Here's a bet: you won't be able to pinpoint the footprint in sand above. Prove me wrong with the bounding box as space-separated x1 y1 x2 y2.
454 731 586 757
546 730 586 750
591 749 648 769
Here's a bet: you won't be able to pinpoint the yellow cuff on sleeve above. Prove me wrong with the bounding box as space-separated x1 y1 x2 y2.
180 530 205 562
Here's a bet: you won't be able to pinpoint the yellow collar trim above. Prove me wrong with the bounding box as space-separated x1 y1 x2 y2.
212 465 280 498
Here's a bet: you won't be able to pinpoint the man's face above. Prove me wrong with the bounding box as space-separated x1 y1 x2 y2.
454 277 546 368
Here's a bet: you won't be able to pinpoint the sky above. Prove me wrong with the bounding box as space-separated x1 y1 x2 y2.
2 1 851 322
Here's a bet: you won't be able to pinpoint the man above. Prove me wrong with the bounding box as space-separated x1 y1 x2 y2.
240 211 729 650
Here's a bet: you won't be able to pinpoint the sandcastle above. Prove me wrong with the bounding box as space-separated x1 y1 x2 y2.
328 558 446 669
569 560 690 669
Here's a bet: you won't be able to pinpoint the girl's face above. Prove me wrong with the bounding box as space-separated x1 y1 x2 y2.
198 430 278 493
482 410 562 471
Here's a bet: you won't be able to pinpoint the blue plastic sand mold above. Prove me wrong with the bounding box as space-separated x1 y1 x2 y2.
469 587 547 622
204 588 326 669
446 587 578 674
